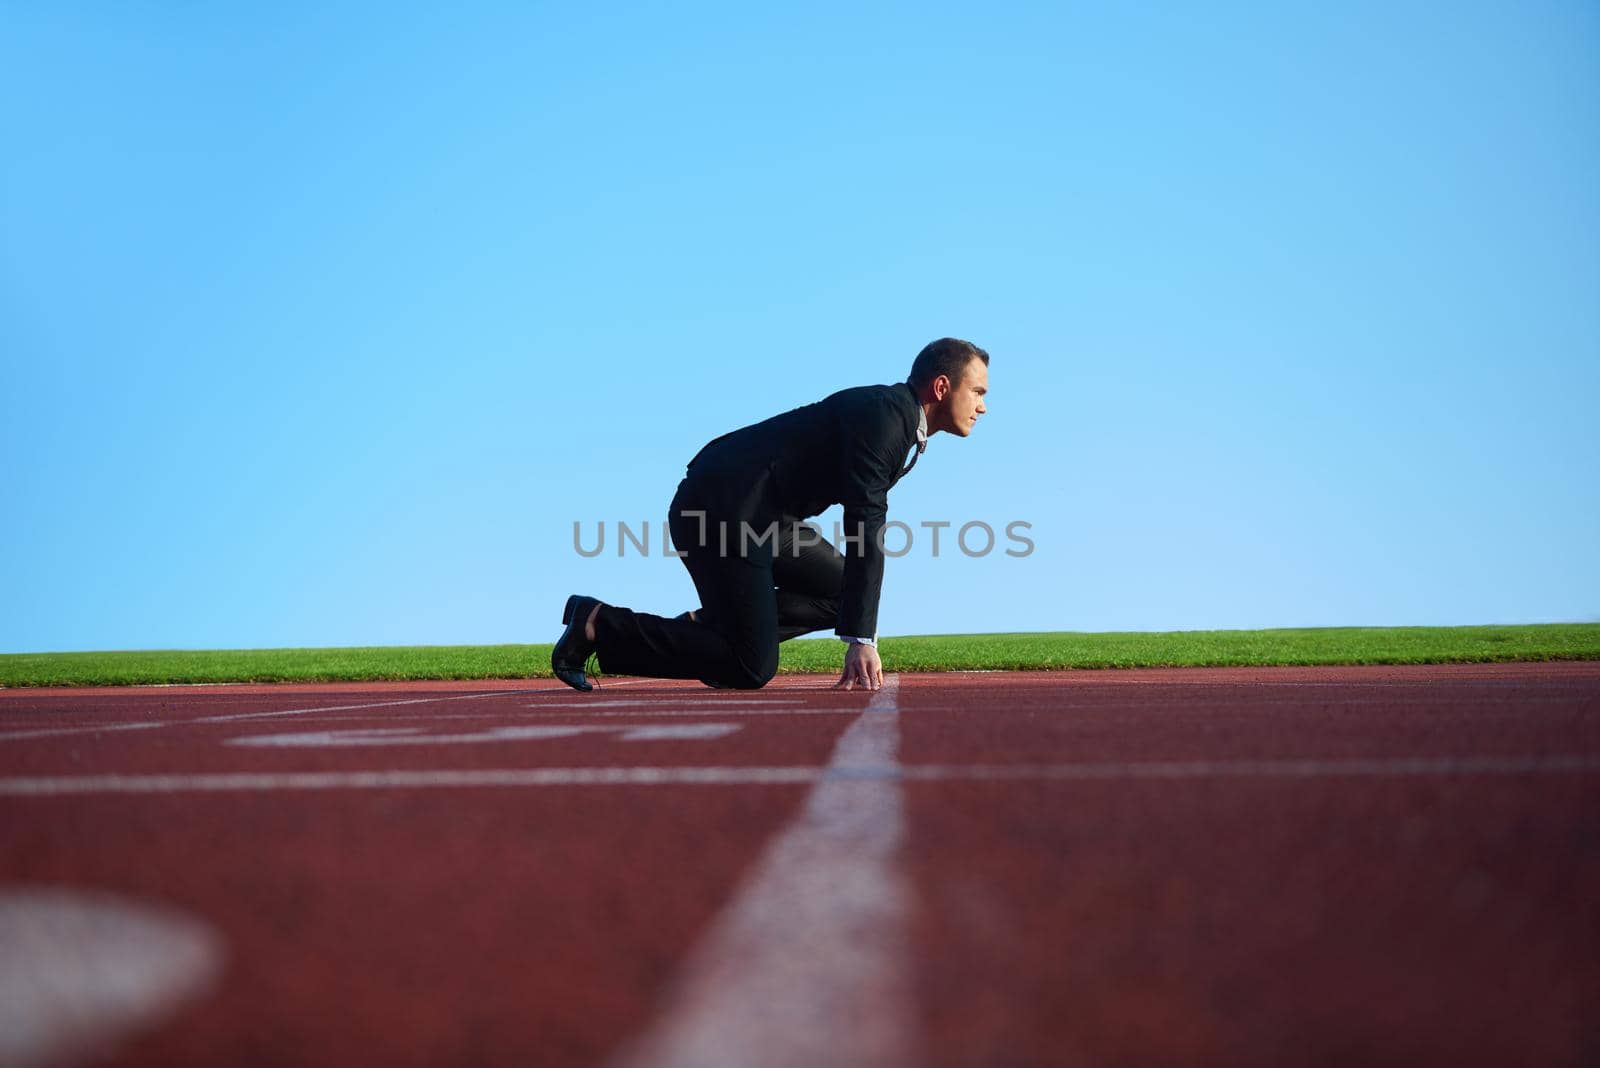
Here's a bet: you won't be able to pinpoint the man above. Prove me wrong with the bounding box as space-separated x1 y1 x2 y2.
552 337 989 692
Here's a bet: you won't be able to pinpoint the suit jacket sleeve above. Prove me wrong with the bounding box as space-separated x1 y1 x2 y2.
835 394 906 639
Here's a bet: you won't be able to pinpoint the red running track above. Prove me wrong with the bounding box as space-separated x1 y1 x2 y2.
1 663 1597 1066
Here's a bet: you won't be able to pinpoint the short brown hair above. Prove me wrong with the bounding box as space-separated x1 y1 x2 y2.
908 337 989 391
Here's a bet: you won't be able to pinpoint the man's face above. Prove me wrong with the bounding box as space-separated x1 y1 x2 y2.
941 357 989 437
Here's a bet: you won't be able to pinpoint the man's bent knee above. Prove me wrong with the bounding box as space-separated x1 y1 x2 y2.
715 648 778 690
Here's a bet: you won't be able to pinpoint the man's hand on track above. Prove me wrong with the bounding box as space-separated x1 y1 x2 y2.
835 643 884 691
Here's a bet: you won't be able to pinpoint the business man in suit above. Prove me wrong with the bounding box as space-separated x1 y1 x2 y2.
552 337 990 692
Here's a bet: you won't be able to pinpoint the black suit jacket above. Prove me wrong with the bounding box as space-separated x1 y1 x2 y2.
683 382 923 639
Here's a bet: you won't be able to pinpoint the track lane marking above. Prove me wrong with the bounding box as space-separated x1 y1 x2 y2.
4 694 1583 743
194 688 547 723
610 674 916 1068
0 889 224 1068
247 707 856 722
0 696 845 742
0 723 169 743
2 755 1597 795
0 689 550 742
225 724 742 747
523 699 808 707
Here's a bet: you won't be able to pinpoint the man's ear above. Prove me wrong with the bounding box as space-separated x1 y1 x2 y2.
933 374 950 400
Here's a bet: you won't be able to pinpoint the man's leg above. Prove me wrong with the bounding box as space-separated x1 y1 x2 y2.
587 491 781 689
772 517 845 642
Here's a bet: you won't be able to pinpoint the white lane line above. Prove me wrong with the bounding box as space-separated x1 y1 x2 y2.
874 696 1599 713
194 688 546 723
0 694 833 742
0 723 169 743
240 707 855 722
524 697 806 703
0 888 224 1068
225 724 742 747
0 689 549 742
1 754 1597 796
0 768 818 793
1031 679 1596 688
610 676 916 1068
5 693 1582 743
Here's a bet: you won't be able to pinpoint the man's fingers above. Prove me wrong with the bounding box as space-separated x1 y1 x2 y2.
835 648 884 690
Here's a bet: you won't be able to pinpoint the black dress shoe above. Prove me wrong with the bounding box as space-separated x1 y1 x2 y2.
552 594 603 692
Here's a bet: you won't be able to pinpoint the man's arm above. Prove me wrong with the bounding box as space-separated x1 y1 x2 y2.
834 396 906 642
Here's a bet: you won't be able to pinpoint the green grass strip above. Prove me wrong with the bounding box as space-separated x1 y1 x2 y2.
2 623 1597 687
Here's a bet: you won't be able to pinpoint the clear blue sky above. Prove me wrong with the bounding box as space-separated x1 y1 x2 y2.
3 3 1596 653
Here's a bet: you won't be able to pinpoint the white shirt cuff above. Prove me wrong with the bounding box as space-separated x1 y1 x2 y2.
838 635 876 646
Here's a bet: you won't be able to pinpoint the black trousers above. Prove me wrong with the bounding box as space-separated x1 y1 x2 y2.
592 478 844 688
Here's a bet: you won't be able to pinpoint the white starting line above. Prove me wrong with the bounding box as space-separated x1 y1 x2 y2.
611 675 917 1068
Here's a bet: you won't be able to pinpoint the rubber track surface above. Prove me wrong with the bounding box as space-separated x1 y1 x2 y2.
2 663 1596 1066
